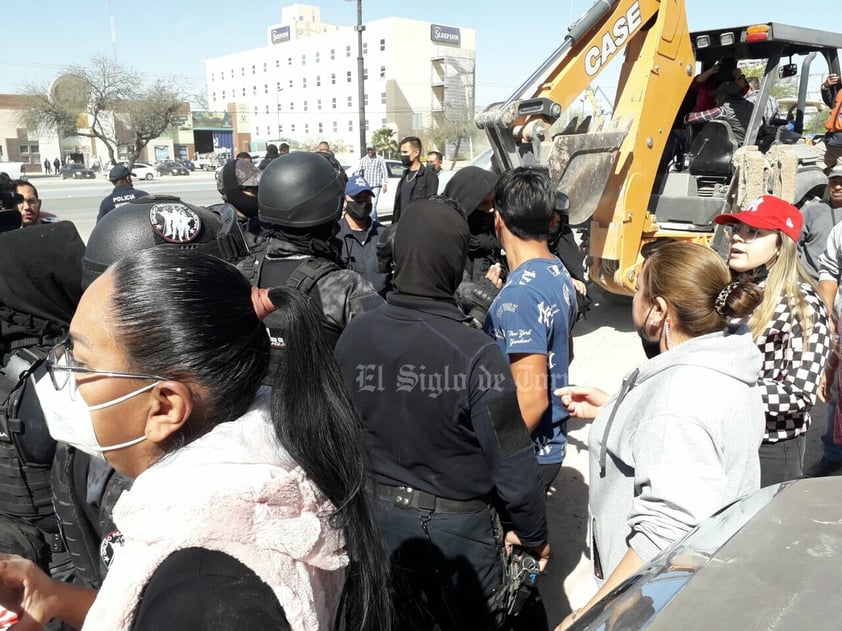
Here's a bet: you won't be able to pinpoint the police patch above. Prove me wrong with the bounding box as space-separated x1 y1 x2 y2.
100 529 124 570
149 202 201 243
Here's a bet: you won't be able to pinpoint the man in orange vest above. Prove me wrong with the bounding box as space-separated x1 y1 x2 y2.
821 72 842 174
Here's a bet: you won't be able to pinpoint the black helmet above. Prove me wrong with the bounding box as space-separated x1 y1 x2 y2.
82 195 248 288
258 152 344 228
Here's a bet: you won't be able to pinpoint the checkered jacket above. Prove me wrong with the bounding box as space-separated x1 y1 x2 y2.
756 281 832 442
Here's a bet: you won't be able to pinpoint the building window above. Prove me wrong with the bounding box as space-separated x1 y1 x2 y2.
252 64 255 74
347 71 352 83
346 45 351 57
381 117 387 126
380 65 386 78
289 79 293 88
291 124 296 132
211 73 214 82
241 67 245 76
363 68 368 80
318 122 323 133
380 38 385 51
265 105 270 113
279 124 283 133
290 102 294 110
348 120 354 131
288 57 292 65
264 84 268 94
278 102 282 111
330 48 335 60
230 69 234 78
347 96 353 107
303 100 308 111
301 54 306 65
315 52 320 63
276 81 281 91
303 78 307 88
331 73 336 85
212 92 216 101
222 90 226 99
362 42 368 54
365 120 370 131
381 91 386 104
333 121 338 132
253 106 258 114
275 59 280 68
332 97 337 109
364 94 368 106
305 123 309 134
263 62 267 71
316 75 321 87
241 87 246 96
317 99 322 110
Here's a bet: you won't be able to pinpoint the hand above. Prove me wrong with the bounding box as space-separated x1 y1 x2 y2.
0 555 57 631
485 263 504 289
554 385 609 419
504 531 551 573
572 279 588 296
382 183 387 192
826 74 840 88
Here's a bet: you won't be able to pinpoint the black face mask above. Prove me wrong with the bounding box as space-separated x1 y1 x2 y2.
346 200 373 221
637 305 661 359
226 188 259 218
400 155 413 168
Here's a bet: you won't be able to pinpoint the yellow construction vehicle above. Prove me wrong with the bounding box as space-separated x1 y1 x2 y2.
477 0 842 294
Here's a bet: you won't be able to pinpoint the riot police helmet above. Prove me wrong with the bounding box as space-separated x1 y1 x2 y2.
257 151 345 228
82 195 248 288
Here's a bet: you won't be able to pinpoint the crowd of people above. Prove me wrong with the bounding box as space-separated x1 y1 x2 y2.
0 122 840 631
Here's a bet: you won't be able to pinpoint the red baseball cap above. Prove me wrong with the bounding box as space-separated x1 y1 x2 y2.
714 195 802 242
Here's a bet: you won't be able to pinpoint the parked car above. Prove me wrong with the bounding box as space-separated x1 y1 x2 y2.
113 162 155 181
60 163 96 180
177 159 196 171
156 160 190 176
345 159 406 223
570 477 842 630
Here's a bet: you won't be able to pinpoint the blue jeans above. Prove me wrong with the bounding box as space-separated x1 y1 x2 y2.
371 185 382 222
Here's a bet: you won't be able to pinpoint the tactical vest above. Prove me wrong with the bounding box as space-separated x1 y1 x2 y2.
0 314 64 533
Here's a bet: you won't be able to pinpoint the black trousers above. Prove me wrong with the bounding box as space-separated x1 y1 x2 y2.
371 494 505 631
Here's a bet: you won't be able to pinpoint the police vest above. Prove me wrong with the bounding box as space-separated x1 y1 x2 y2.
0 313 64 532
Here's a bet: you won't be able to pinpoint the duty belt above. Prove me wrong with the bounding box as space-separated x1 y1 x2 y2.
368 480 490 514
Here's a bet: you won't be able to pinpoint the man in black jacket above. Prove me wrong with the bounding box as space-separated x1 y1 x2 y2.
335 199 549 631
392 136 438 222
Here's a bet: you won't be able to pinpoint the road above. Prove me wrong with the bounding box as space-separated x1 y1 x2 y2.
30 170 223 243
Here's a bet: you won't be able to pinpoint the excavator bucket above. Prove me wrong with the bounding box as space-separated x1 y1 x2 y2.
547 120 630 225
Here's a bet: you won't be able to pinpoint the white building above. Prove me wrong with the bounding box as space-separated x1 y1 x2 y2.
205 3 476 158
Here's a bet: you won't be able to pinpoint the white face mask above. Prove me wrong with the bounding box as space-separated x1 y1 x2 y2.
35 373 157 460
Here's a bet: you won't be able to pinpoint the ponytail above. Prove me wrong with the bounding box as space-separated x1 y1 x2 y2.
266 287 392 631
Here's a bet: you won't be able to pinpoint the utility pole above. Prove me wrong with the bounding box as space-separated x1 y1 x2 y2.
354 0 366 157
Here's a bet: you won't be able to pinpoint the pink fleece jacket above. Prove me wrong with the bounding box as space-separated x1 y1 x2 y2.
82 388 347 631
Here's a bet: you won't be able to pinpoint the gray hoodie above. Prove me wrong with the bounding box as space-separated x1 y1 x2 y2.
588 324 764 581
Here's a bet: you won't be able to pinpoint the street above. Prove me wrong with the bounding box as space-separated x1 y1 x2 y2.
29 170 224 243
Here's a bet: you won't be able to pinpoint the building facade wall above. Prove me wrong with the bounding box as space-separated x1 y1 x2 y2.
205 3 475 158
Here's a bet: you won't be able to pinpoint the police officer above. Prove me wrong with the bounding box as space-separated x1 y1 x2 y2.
49 196 249 588
0 221 84 581
253 151 382 346
334 198 550 631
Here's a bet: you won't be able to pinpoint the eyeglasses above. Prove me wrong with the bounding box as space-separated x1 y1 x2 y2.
729 223 763 243
46 338 167 399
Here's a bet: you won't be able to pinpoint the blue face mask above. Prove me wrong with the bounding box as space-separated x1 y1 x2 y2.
35 374 155 460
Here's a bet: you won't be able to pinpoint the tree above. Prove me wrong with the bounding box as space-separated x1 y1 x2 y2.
371 128 398 159
20 56 184 167
425 104 481 169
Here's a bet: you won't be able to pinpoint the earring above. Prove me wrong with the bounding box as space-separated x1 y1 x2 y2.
664 317 672 350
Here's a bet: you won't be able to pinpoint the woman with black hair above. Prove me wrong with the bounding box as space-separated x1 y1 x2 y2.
0 248 391 631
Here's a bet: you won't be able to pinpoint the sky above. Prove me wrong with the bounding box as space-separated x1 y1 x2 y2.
0 1 834 108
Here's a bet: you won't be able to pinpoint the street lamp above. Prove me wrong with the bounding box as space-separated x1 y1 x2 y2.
347 0 366 157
